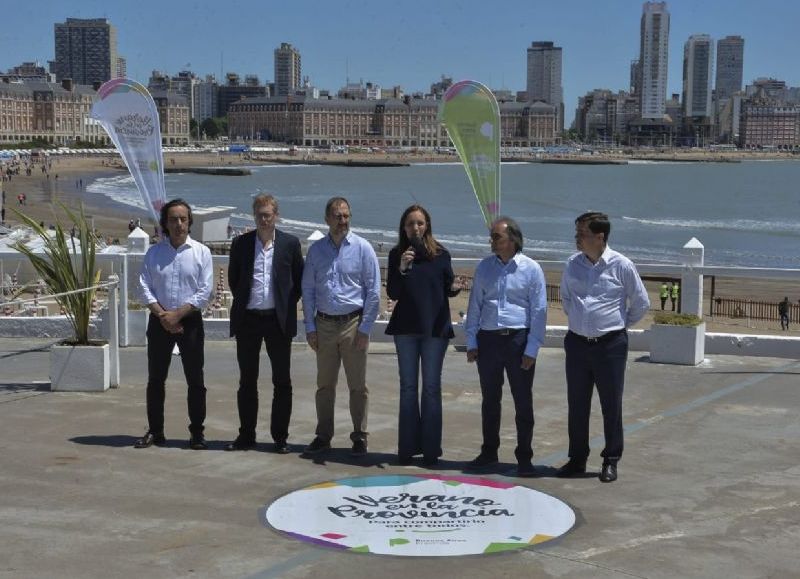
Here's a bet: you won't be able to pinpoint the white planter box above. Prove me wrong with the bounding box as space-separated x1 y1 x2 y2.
649 322 706 366
50 343 110 391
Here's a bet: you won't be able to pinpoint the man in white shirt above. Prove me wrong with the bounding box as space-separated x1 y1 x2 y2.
226 194 303 453
557 212 649 482
464 217 547 477
135 199 213 450
301 197 381 457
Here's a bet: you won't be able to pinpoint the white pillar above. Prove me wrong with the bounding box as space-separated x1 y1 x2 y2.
107 274 120 388
681 237 704 318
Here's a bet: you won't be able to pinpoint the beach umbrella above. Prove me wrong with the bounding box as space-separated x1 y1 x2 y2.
440 80 501 228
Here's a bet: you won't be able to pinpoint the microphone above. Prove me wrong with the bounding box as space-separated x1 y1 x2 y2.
408 234 426 258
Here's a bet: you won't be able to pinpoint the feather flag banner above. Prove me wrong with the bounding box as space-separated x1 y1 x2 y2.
440 80 501 227
91 78 166 223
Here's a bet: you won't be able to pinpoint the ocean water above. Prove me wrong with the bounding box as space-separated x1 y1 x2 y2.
85 160 800 268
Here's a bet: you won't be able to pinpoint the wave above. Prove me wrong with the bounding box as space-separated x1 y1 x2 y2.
621 215 800 235
85 175 146 209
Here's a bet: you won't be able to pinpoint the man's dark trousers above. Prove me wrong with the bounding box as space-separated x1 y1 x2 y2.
476 329 535 463
235 310 292 444
564 330 628 465
146 312 206 436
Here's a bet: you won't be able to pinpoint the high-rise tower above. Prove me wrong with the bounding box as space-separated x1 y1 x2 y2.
683 34 714 118
274 43 301 97
715 36 744 103
526 41 563 131
53 18 119 85
638 2 670 119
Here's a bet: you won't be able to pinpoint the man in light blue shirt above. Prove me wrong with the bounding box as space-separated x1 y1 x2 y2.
557 211 649 482
136 199 213 450
465 217 547 477
301 197 381 457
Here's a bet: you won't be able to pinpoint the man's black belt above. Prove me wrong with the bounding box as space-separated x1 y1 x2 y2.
246 308 276 317
317 309 362 322
569 328 625 344
482 327 527 336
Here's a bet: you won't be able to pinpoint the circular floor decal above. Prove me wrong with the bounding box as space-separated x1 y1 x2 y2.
264 474 575 556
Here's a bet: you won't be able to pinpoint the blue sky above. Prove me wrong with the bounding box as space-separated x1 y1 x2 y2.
2 0 798 124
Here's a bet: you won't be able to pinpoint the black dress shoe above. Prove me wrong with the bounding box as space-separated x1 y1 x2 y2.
466 453 498 470
555 459 587 478
398 455 414 466
273 441 290 454
134 431 165 449
189 434 208 450
225 438 256 451
422 456 439 467
600 463 618 483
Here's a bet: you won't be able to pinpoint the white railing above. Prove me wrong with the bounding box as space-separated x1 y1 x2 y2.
2 247 800 358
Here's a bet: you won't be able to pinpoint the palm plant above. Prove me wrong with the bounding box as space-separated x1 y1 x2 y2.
12 204 101 345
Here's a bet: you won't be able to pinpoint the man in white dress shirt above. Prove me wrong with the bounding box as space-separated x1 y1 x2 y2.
135 199 213 450
557 212 649 482
464 217 547 477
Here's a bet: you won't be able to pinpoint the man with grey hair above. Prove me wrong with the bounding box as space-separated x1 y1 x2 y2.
464 217 547 477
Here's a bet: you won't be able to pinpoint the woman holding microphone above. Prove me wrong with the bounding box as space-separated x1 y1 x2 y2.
386 204 461 466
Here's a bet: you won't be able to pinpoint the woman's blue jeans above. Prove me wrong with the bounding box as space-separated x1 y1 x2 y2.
394 335 449 460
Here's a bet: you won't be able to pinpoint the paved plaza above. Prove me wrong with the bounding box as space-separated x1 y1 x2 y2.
0 338 798 578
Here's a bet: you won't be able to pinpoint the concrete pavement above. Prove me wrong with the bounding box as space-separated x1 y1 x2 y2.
0 338 798 578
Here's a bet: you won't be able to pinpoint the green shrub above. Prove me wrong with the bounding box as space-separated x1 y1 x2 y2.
12 204 101 345
653 312 702 326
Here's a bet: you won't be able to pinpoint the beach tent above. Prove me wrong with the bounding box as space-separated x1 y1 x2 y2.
307 230 325 241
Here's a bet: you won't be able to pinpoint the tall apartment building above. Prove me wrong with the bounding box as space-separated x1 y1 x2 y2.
194 75 218 123
682 34 714 118
53 18 120 85
274 43 301 97
526 41 563 131
715 36 744 103
638 2 670 119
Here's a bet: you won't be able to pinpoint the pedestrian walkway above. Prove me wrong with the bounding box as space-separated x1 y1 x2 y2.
0 338 798 578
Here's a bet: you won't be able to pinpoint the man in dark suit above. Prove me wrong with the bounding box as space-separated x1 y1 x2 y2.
226 194 304 453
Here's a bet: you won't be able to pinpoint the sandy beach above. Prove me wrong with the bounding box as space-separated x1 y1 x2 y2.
2 152 797 336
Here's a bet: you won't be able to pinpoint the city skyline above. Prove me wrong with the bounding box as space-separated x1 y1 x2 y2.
1 0 799 125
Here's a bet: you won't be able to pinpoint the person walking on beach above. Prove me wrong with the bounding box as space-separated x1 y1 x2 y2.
301 197 381 456
226 194 304 453
670 282 680 312
660 282 669 310
464 217 547 477
557 212 650 483
135 199 213 450
385 204 462 466
778 297 790 330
